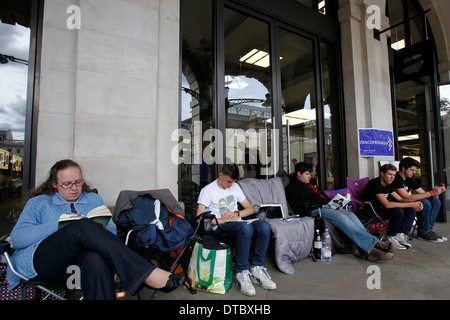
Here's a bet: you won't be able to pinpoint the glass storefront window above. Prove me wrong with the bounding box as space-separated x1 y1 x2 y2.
321 41 343 190
294 0 328 15
388 0 426 50
395 81 427 184
224 8 272 179
279 29 317 182
0 20 30 235
440 84 450 207
180 0 214 216
180 0 346 207
389 0 441 193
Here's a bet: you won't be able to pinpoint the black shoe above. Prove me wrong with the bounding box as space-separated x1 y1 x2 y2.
160 273 184 293
417 231 444 243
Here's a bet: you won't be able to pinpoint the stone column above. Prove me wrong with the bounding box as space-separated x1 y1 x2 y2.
339 0 394 179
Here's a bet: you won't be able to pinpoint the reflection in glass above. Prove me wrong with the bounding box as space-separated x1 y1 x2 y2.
279 29 318 183
321 41 343 189
388 0 441 198
0 21 30 235
224 9 273 179
294 0 329 15
440 84 450 197
180 0 214 216
395 81 431 190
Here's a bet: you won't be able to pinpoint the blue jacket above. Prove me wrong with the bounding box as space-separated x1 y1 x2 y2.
7 192 117 290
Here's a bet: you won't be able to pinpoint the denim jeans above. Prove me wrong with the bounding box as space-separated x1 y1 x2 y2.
417 196 441 235
311 208 378 258
33 219 156 300
373 206 416 236
215 220 271 273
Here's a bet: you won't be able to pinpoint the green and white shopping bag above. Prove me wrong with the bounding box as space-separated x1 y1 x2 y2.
187 237 233 294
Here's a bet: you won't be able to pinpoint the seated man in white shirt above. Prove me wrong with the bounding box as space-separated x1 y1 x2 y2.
196 163 276 296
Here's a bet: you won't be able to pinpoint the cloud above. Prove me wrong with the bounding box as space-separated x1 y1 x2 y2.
0 94 26 140
0 22 30 60
0 22 30 141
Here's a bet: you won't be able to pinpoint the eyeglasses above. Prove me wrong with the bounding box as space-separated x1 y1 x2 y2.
57 180 85 189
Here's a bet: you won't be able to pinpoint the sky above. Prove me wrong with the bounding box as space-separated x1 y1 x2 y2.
0 21 30 141
440 83 450 100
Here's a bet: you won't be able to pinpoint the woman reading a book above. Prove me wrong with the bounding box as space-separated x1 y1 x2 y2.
7 159 182 299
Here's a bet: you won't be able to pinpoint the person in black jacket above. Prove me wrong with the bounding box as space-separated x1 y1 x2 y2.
285 162 394 262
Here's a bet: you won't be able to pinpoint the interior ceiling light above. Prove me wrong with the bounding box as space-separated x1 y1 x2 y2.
398 134 419 141
239 49 282 68
391 39 405 51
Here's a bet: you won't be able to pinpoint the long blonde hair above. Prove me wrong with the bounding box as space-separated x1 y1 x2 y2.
25 159 93 203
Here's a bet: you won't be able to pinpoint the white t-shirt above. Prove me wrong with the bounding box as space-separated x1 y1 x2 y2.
197 179 246 219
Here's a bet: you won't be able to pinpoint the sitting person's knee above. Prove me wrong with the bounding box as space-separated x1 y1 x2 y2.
62 218 103 234
254 220 271 235
236 222 254 238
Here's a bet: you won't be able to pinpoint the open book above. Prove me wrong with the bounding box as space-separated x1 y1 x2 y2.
58 205 112 229
326 193 350 210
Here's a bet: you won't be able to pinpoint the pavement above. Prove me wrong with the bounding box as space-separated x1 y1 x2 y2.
131 220 450 301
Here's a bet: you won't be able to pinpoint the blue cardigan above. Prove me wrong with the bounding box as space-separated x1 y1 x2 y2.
7 192 117 290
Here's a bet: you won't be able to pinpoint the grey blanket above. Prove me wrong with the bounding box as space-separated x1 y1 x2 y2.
113 189 184 222
238 178 314 274
266 217 314 274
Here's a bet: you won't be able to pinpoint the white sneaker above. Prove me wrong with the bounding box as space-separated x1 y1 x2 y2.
236 270 256 296
386 235 407 250
250 266 277 290
395 233 412 249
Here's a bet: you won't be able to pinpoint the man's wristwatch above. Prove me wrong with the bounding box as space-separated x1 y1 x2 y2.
235 210 240 217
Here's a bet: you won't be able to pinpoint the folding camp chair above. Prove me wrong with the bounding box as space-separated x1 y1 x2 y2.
324 188 350 210
346 177 389 236
1 249 67 300
324 188 348 198
113 189 199 299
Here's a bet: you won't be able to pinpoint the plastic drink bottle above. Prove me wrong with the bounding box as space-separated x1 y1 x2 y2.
321 228 332 264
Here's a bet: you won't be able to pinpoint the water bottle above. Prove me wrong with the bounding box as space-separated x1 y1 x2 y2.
321 228 332 264
313 229 322 260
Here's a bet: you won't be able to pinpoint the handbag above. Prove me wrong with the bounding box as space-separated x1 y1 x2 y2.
187 235 233 294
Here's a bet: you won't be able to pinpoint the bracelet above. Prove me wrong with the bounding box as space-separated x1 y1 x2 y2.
429 191 433 197
235 210 240 217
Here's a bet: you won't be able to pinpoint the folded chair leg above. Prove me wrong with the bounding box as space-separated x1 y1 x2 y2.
19 283 27 300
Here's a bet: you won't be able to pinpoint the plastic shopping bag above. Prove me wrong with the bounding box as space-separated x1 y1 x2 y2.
187 237 232 294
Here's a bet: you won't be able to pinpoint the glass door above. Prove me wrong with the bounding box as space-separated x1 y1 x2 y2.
321 41 344 189
180 0 347 210
180 0 214 216
395 81 432 188
0 17 30 235
223 8 274 179
279 29 318 182
440 84 450 215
